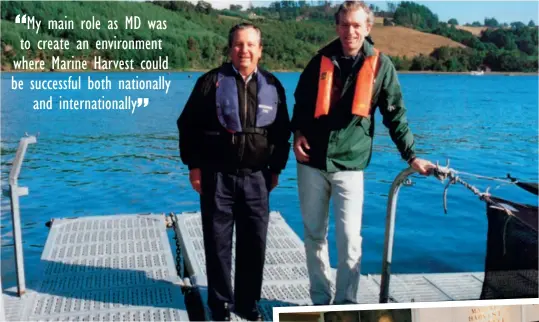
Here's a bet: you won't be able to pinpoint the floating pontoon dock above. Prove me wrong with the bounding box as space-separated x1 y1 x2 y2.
2 214 190 321
2 136 487 321
3 211 485 321
174 211 485 321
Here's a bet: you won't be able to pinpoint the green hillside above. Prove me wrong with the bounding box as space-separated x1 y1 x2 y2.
1 1 336 71
1 1 537 72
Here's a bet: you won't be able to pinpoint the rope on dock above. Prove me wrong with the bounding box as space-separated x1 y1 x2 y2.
429 161 539 259
430 161 516 217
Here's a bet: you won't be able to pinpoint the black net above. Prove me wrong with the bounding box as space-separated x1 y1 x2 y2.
480 196 538 299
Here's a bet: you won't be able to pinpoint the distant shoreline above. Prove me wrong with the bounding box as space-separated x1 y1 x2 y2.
397 71 537 76
2 68 537 76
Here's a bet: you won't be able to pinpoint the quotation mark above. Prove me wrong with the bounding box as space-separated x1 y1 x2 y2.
132 98 149 114
15 14 30 24
15 13 40 34
137 98 149 107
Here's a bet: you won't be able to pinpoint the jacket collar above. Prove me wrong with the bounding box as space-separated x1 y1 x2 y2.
231 63 258 82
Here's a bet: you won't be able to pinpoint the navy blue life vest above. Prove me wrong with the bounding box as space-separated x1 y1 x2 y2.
215 64 278 134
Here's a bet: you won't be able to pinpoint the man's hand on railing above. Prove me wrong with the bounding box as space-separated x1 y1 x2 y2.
409 157 436 176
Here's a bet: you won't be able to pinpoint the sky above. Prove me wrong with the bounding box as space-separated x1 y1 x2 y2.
413 1 538 25
198 0 539 25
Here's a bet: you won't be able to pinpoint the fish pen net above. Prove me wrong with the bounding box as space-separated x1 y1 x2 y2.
480 195 538 299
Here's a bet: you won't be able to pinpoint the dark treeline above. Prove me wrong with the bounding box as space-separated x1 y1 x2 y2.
388 1 538 72
245 0 538 72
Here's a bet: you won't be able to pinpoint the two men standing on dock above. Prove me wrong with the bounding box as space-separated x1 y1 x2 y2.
177 23 291 321
178 0 434 318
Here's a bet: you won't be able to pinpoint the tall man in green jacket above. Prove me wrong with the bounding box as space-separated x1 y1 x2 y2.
291 0 435 305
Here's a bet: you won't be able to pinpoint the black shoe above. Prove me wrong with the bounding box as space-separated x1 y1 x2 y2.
235 307 262 321
211 304 231 321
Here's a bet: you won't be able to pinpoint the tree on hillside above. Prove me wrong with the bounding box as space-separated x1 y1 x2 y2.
481 28 518 50
151 1 197 13
448 18 458 25
410 54 435 71
483 49 537 72
484 17 499 27
471 21 482 26
393 1 439 31
389 56 412 71
196 0 212 14
230 4 242 11
528 20 536 27
430 46 454 61
514 26 539 55
510 21 526 29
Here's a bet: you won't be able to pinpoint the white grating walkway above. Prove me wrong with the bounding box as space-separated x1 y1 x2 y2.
174 211 484 321
175 211 313 321
2 214 189 321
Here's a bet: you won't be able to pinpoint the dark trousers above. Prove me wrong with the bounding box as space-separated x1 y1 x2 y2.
200 169 270 314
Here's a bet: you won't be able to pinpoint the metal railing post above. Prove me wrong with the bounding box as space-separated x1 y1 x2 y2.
379 166 417 303
0 276 5 321
7 135 37 296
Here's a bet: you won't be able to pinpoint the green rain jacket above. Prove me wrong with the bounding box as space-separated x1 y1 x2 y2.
291 37 417 172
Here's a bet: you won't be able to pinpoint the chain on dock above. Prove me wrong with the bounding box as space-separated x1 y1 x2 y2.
168 213 197 296
168 213 183 277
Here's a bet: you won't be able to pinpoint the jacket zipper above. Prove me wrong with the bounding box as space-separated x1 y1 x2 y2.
238 81 248 162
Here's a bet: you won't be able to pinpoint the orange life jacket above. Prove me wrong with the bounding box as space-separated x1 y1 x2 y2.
315 48 380 118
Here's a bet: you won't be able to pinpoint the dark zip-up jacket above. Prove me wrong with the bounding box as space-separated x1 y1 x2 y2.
177 63 291 174
291 38 417 172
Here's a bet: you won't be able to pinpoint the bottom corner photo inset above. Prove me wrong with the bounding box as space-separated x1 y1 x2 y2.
278 309 413 322
277 302 539 322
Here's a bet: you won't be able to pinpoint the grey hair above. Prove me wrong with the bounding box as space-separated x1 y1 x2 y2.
227 22 263 49
334 1 375 26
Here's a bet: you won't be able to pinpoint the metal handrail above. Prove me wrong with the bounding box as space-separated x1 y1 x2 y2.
6 134 37 296
379 166 418 303
378 163 519 302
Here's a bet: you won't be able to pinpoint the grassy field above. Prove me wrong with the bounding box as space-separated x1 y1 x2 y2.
455 25 489 36
370 26 466 58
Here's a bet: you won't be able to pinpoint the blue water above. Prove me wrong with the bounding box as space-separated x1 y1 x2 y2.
1 72 538 289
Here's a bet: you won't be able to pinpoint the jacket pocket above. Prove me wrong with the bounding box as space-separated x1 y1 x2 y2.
358 116 374 137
